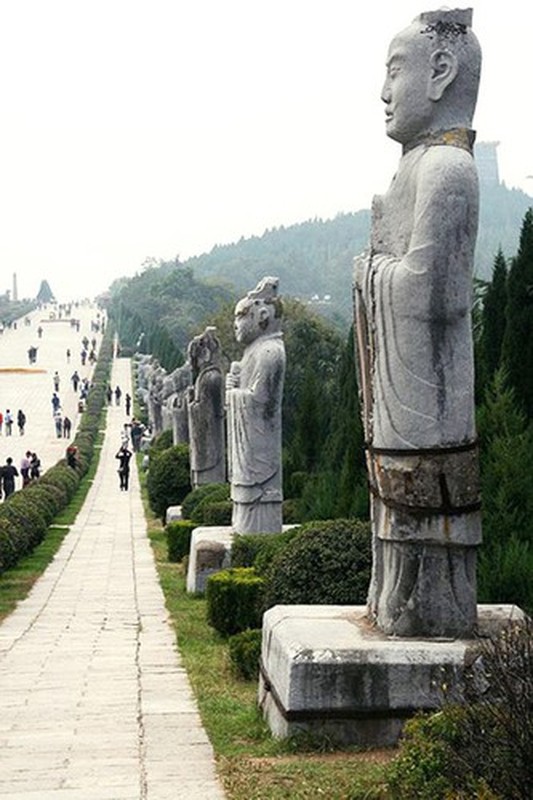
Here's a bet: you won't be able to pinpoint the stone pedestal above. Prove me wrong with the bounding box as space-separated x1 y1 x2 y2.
259 603 525 747
186 527 233 594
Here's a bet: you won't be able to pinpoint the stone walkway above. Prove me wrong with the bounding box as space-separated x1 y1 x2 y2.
0 318 225 798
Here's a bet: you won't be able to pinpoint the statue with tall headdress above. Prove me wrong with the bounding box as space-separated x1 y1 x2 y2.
226 277 286 534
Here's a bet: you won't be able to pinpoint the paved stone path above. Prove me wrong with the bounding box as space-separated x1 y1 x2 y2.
0 310 225 799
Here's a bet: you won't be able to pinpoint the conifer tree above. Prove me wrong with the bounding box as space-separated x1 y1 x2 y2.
481 249 508 380
502 208 533 417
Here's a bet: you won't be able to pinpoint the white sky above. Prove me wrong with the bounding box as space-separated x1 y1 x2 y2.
1 0 531 301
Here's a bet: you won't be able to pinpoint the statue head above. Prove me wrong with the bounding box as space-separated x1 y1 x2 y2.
188 326 221 378
234 276 283 345
382 8 481 146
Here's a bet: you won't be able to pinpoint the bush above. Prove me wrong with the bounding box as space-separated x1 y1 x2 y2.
147 444 191 521
166 520 196 562
282 498 302 524
181 483 230 523
264 518 371 608
202 500 232 526
206 567 265 636
388 618 533 800
231 529 300 576
149 429 174 455
228 628 262 680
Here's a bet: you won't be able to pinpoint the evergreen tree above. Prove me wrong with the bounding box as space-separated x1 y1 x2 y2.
481 249 508 380
502 208 533 417
36 279 55 303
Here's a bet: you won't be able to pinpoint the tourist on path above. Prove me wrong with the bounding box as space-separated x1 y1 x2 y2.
51 393 60 413
53 371 60 392
63 416 72 438
130 419 144 452
125 393 132 416
71 370 80 391
20 452 31 487
54 410 63 438
106 385 113 404
115 444 132 491
30 452 41 479
1 457 19 498
17 409 26 435
4 410 13 436
115 385 122 406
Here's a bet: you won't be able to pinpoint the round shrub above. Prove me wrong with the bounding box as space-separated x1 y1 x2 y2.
282 498 302 524
0 518 17 573
181 483 230 522
149 429 174 455
166 520 196 562
228 628 262 681
264 518 371 608
147 444 191 521
206 567 265 636
202 500 232 526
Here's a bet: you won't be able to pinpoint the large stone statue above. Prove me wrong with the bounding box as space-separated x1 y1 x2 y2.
353 9 482 638
170 362 193 445
226 277 286 534
187 327 226 488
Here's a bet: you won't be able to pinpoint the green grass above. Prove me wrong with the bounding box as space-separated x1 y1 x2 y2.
142 476 393 799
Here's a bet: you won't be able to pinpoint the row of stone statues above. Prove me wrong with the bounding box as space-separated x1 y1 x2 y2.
134 276 286 535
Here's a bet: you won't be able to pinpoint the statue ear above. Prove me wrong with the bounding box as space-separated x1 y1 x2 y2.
258 305 270 330
428 49 458 101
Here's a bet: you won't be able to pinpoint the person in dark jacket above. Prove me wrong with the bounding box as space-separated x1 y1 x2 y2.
1 457 19 498
115 444 132 491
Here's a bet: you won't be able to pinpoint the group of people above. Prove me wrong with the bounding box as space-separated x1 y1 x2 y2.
0 409 27 436
0 451 41 500
106 384 130 413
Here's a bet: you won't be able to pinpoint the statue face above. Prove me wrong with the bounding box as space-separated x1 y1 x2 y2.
381 25 434 144
234 299 267 345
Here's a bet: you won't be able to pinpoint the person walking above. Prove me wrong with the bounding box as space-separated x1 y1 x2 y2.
63 416 72 438
54 410 63 438
125 393 132 416
51 393 61 413
20 452 31 487
17 409 26 435
66 348 71 363
71 370 80 392
1 457 19 498
4 410 13 436
53 371 60 392
115 444 132 491
114 385 122 406
30 452 41 479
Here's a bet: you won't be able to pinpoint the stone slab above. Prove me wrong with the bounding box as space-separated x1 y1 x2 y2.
259 603 525 747
186 527 233 594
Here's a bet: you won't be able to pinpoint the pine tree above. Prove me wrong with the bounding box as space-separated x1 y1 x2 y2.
481 249 508 380
502 208 533 417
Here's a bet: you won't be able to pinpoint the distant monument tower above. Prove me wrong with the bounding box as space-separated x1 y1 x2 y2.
12 273 18 302
475 141 500 186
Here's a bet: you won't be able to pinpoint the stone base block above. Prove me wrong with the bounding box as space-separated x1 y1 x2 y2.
259 603 525 747
165 505 183 524
186 526 234 593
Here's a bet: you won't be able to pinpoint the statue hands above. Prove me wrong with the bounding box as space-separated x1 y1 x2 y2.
225 362 241 390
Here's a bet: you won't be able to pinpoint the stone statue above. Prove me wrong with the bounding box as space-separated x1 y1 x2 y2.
226 277 286 534
353 9 482 638
171 362 192 444
187 327 226 488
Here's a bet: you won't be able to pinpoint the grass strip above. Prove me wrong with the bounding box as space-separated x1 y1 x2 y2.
140 467 393 799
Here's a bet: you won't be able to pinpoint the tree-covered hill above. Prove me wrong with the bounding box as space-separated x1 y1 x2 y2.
183 182 532 325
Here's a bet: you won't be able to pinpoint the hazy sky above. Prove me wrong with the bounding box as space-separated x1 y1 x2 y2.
1 0 531 301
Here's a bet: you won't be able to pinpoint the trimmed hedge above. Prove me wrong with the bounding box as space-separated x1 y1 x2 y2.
181 483 230 523
206 567 265 636
228 628 262 681
264 518 372 608
0 324 114 576
231 528 300 576
202 500 232 526
146 444 191 521
166 520 196 562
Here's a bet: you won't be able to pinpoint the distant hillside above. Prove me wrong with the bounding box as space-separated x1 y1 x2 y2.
185 182 532 326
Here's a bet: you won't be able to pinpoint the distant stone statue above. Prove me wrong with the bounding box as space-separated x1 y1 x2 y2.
226 277 286 534
353 9 482 638
187 327 226 488
171 362 192 444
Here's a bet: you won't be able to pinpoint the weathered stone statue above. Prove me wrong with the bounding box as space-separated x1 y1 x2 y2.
170 362 192 445
187 327 226 488
353 9 482 638
226 277 286 534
